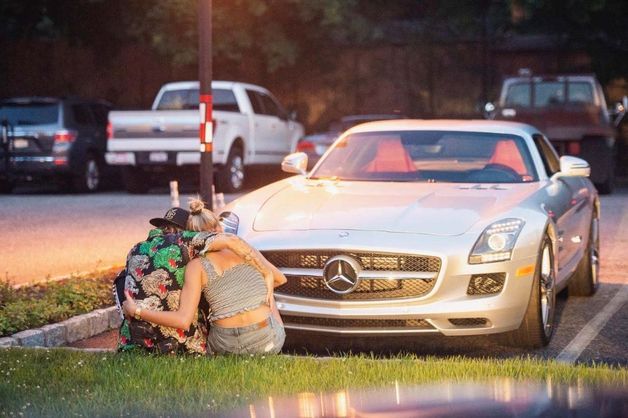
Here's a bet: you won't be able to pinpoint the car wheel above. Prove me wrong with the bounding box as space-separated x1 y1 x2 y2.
216 146 245 193
506 236 556 348
568 216 600 296
122 167 150 194
72 153 101 193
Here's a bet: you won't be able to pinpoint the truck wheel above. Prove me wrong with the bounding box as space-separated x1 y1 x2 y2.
504 236 556 348
568 216 599 296
217 147 245 193
72 153 101 193
595 163 614 195
123 167 150 194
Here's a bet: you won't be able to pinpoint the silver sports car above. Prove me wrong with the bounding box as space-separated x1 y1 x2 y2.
220 120 600 348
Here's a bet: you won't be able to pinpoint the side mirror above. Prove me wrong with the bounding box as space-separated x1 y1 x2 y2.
610 96 627 127
483 102 496 120
551 156 590 180
281 152 308 175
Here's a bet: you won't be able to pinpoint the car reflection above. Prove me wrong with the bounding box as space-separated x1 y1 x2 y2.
219 378 626 417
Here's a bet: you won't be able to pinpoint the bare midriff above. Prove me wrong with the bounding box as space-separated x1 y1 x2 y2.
212 304 271 328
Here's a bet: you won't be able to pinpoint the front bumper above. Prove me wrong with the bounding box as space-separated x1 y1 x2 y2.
248 229 539 337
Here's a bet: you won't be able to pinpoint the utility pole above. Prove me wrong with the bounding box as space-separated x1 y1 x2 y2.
198 0 213 209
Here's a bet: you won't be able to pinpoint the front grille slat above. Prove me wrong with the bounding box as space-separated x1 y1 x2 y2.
264 250 441 301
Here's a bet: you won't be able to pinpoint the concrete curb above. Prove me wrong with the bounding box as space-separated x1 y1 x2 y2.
0 306 122 348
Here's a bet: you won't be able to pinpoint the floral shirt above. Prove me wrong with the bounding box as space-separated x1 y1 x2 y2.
115 229 216 354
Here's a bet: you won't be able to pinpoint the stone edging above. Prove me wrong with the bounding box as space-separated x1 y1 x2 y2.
0 306 121 348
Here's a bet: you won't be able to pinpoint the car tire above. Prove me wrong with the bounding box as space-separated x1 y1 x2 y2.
72 153 101 193
505 235 556 348
568 216 599 297
122 167 150 194
216 146 245 193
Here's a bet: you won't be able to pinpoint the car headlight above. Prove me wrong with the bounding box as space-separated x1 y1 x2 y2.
219 211 239 235
469 218 525 264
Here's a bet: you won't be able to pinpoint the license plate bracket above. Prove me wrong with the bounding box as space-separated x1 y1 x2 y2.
149 152 169 163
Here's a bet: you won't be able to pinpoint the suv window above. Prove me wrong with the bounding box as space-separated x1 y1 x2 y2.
533 134 560 176
0 102 59 125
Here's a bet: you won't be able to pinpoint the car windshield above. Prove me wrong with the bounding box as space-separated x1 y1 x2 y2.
0 102 59 125
310 130 538 183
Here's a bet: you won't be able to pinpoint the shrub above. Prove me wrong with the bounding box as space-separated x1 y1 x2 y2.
0 271 117 337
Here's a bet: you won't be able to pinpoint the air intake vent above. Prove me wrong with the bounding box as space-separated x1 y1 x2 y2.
448 318 489 327
283 316 434 329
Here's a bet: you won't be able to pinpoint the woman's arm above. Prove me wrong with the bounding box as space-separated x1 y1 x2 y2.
266 257 287 287
199 233 270 275
122 260 203 331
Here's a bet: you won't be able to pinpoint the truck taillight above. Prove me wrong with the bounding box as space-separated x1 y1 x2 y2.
107 121 113 140
54 130 77 143
296 140 314 152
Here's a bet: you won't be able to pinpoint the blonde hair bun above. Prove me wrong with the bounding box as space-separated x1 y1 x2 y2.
188 198 205 215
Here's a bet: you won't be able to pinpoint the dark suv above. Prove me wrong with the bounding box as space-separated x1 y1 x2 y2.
0 97 110 193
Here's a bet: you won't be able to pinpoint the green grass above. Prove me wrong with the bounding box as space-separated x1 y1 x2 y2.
0 349 625 417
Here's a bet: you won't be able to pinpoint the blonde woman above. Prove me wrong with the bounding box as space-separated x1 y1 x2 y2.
124 198 287 355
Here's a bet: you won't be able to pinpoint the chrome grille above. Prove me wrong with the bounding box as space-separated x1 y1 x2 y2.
262 250 441 272
283 315 434 329
264 250 441 301
277 276 434 300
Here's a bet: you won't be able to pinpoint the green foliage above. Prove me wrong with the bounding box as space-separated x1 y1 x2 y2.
0 276 114 337
0 349 625 416
0 278 17 307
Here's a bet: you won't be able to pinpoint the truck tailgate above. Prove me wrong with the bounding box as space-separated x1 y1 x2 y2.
108 110 198 150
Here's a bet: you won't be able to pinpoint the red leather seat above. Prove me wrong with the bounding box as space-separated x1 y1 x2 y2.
365 137 415 172
488 139 528 176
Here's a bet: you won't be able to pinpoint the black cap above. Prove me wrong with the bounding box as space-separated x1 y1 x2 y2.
149 208 190 230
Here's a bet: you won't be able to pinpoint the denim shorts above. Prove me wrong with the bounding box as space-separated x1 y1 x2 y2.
208 315 285 355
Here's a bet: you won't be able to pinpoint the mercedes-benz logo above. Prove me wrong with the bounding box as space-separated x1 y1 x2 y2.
322 255 362 294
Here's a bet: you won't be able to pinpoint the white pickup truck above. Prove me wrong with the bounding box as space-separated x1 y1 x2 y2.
105 81 304 193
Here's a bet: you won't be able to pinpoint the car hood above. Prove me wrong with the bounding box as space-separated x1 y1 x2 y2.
252 180 539 236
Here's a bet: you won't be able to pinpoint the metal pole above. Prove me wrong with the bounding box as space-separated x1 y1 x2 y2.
198 0 213 209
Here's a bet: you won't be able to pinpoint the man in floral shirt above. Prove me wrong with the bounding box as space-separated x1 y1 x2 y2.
114 207 273 355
